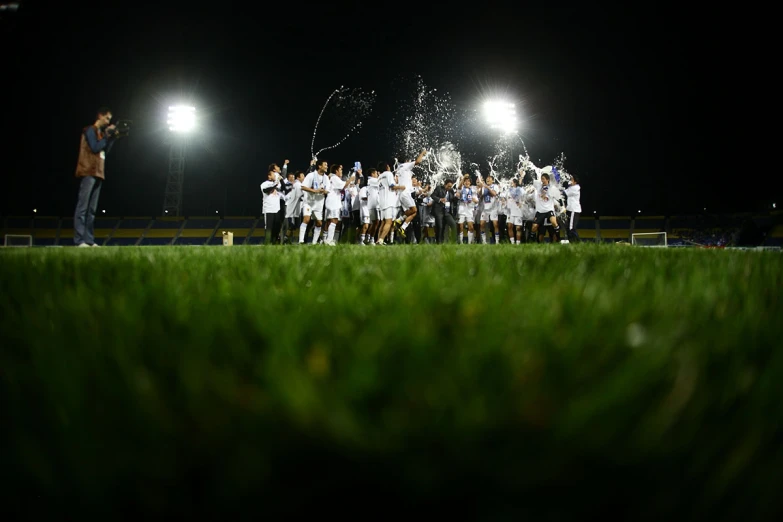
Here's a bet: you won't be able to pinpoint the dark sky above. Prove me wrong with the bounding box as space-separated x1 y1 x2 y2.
0 2 764 217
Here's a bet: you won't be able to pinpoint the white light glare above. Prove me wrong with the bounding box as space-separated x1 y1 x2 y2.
168 105 196 133
483 100 517 133
33 208 37 213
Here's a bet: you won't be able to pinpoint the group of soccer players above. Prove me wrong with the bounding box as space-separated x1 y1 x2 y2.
259 150 582 245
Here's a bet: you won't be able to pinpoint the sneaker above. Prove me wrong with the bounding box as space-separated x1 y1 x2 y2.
91 243 101 247
77 243 90 248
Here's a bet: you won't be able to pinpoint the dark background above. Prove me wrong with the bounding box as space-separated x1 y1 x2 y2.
0 2 768 217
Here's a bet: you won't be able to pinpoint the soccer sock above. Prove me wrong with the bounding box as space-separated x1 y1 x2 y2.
360 233 365 243
510 237 516 244
312 226 321 244
495 233 499 244
326 223 336 242
401 221 409 230
299 222 307 243
468 231 474 244
481 232 487 243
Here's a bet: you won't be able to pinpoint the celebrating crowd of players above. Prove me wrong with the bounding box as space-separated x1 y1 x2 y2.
259 149 582 245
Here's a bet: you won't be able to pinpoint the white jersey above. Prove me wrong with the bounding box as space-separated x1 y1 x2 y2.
260 180 281 214
302 171 329 209
459 186 478 212
285 180 303 219
481 183 499 211
532 179 555 213
507 187 522 217
367 177 379 210
344 184 357 216
521 188 536 221
378 171 396 209
325 174 346 211
565 183 581 213
395 161 415 193
359 186 369 219
351 183 361 211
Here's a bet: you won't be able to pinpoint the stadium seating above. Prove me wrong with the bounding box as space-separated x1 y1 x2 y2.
175 217 219 245
575 216 597 241
766 224 783 246
598 216 631 242
2 213 781 247
139 217 184 246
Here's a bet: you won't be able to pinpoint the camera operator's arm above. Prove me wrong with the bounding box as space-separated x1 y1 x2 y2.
85 126 115 154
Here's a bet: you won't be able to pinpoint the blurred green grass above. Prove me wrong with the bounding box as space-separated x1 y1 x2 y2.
1 244 782 519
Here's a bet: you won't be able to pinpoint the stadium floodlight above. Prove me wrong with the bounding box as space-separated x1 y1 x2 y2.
167 105 196 133
483 100 518 134
163 105 196 217
32 208 36 213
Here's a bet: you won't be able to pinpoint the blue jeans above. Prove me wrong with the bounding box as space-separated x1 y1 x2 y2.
74 176 102 245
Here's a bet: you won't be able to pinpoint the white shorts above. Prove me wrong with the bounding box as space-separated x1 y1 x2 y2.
399 190 415 209
458 207 474 224
325 207 341 220
424 217 435 226
480 210 499 222
379 207 395 220
509 216 523 226
302 204 323 222
369 208 379 222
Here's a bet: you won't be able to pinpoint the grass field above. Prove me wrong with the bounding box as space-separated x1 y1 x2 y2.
2 244 782 518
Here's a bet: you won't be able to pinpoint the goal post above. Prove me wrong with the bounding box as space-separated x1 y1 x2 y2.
631 232 667 247
4 234 33 247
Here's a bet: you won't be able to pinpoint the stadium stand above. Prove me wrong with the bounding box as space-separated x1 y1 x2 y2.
218 217 257 245
140 217 184 246
575 216 597 242
2 213 781 247
598 216 631 242
31 216 59 246
176 217 219 246
107 217 152 246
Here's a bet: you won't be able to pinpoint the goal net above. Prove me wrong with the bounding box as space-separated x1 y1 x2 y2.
4 234 33 247
631 232 667 247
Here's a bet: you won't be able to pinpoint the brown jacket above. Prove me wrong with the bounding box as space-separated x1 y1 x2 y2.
75 125 106 180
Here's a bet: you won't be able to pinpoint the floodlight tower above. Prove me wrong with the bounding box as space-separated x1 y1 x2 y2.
162 105 196 216
483 100 518 134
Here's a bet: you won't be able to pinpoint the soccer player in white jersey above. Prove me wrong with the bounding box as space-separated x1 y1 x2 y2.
457 175 478 244
564 173 581 242
324 164 356 245
477 175 500 244
521 185 537 242
357 176 370 244
506 178 524 244
531 172 561 243
366 168 380 244
376 161 406 245
392 148 427 238
260 165 283 245
420 191 435 243
285 170 306 237
299 160 330 244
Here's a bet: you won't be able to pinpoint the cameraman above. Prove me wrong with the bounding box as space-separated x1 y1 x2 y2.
73 107 118 247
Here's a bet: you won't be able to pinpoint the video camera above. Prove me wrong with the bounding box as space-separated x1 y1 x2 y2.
106 120 132 139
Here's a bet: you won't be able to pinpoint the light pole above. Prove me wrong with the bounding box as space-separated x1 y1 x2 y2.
162 105 196 216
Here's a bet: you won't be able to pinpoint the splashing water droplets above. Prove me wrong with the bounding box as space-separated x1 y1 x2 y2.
310 86 376 159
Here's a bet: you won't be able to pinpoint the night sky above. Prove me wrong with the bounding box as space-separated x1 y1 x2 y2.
0 3 763 217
